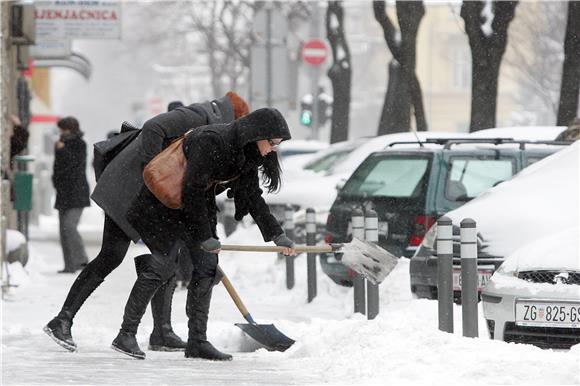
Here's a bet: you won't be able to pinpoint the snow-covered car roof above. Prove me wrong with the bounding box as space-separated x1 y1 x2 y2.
469 126 566 141
328 131 467 176
445 141 578 258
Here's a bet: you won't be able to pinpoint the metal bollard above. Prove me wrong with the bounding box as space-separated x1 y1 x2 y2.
437 216 454 333
352 208 366 314
306 208 317 302
365 209 379 320
223 197 237 236
284 205 295 290
461 218 478 338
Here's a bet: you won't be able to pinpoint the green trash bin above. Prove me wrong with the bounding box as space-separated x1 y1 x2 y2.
13 155 35 212
14 171 33 212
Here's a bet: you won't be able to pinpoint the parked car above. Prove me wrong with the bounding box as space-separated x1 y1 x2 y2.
482 227 579 349
410 140 577 301
266 132 465 225
322 138 571 287
277 139 328 158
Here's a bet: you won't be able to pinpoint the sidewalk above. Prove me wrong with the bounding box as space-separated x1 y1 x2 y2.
2 212 579 385
1 214 335 385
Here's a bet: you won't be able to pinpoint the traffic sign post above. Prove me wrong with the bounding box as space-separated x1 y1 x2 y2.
301 38 327 66
303 20 328 137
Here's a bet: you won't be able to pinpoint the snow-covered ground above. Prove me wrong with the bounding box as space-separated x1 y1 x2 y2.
2 212 579 385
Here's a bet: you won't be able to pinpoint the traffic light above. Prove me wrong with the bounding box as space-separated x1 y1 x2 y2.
317 89 332 126
300 98 313 127
299 91 333 127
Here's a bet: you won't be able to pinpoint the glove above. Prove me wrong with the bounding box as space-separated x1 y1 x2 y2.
201 237 221 252
273 233 295 248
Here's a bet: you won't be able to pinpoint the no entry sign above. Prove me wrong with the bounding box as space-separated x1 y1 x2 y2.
302 39 328 66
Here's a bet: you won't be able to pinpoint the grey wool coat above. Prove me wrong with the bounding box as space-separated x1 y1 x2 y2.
91 96 235 241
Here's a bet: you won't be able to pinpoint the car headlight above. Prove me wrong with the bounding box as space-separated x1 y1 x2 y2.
421 224 437 250
494 263 518 277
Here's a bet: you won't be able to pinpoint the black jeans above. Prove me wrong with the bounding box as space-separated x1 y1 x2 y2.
83 215 131 279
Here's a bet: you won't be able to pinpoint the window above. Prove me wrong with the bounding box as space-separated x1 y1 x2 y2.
341 156 431 198
525 155 549 167
453 48 471 90
303 150 352 173
445 157 515 201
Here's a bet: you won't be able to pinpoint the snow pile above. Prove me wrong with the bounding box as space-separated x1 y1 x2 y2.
5 229 26 254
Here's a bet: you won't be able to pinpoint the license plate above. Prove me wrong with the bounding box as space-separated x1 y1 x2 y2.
452 268 492 291
516 300 580 328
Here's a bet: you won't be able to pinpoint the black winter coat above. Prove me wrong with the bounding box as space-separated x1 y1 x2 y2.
91 96 234 241
52 133 90 210
127 108 291 254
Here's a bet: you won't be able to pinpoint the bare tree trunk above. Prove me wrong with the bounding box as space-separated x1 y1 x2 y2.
326 1 352 143
373 0 426 135
379 61 411 135
557 1 580 126
461 1 518 132
397 1 427 132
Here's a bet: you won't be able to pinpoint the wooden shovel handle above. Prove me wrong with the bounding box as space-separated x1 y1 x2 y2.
217 266 251 319
221 244 337 253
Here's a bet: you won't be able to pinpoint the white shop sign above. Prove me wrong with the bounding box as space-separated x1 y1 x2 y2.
35 1 121 40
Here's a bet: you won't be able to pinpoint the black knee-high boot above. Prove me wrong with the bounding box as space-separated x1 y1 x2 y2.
111 255 164 360
149 275 186 351
44 268 104 351
184 277 232 361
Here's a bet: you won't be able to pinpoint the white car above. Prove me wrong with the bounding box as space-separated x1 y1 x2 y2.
483 227 580 349
437 141 579 347
469 126 566 141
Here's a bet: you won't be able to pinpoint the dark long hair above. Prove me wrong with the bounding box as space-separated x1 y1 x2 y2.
260 152 282 193
57 116 81 135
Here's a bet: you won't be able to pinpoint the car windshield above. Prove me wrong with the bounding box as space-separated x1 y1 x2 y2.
303 149 352 173
341 155 430 198
445 157 515 201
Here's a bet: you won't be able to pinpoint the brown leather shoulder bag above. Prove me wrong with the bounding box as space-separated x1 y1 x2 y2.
143 130 192 209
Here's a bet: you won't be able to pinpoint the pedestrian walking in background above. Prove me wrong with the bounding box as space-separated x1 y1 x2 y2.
52 116 90 274
44 92 250 354
112 107 297 361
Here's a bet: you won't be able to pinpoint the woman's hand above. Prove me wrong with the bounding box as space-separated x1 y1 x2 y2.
55 141 65 150
273 233 297 256
201 237 221 254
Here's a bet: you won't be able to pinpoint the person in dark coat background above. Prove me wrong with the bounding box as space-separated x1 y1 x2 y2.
44 93 250 354
111 107 296 361
52 117 91 273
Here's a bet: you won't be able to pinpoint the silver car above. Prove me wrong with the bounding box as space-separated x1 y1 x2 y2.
482 227 580 349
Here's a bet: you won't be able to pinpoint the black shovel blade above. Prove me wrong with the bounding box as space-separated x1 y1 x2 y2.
235 323 295 352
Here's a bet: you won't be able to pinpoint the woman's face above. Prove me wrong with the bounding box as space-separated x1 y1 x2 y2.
58 127 70 135
256 138 282 156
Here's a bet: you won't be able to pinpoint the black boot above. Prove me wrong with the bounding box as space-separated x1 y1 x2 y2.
184 277 232 361
111 331 145 360
149 275 186 351
43 268 104 351
111 255 164 359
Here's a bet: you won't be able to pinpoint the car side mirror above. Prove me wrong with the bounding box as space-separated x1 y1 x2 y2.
335 178 347 191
